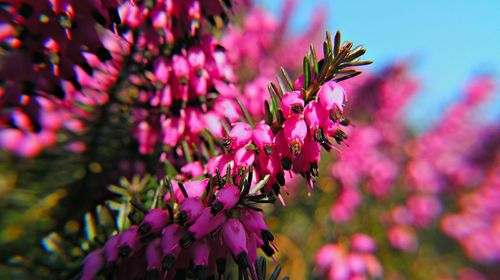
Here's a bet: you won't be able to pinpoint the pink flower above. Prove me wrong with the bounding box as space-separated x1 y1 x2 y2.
388 225 418 252
145 238 161 273
138 209 169 236
222 218 250 267
178 197 205 225
180 208 226 247
161 224 184 271
283 117 308 156
252 122 274 154
280 90 304 117
318 81 346 111
234 146 256 173
81 249 104 280
211 184 241 214
226 122 253 149
118 225 140 258
350 234 377 253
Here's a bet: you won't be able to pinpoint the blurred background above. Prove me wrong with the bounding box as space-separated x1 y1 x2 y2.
257 0 500 130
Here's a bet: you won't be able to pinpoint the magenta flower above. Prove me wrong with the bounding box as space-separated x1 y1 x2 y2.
211 184 241 214
280 90 304 117
226 122 253 150
178 197 205 225
252 122 274 154
318 81 346 111
81 249 104 280
118 225 140 258
138 209 169 236
222 218 250 268
283 117 308 156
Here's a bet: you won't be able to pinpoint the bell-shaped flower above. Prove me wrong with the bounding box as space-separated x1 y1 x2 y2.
222 218 249 266
161 224 184 271
146 238 162 275
138 209 169 236
81 249 104 280
206 154 234 177
178 197 204 225
252 122 274 154
103 234 120 264
192 238 210 278
317 81 345 111
283 117 308 156
172 178 209 202
172 54 190 78
180 208 226 247
211 184 240 214
350 234 377 253
118 225 140 258
225 122 252 150
280 90 304 117
234 146 256 174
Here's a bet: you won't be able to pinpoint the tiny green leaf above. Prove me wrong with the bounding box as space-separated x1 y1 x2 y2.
236 98 254 128
280 67 294 91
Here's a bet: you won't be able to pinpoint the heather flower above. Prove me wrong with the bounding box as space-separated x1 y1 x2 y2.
318 81 346 112
211 184 241 214
81 249 105 280
283 117 308 156
138 209 169 236
225 122 253 150
280 90 304 117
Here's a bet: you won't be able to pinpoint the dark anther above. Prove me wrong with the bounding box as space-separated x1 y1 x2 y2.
79 61 94 76
211 201 224 215
118 245 131 258
260 244 275 257
162 255 176 271
179 231 195 248
291 104 304 114
261 230 275 243
146 269 159 280
96 47 112 62
108 8 122 25
195 265 208 280
92 10 107 25
216 258 226 275
264 144 273 156
137 223 152 235
281 157 292 170
52 85 66 99
314 127 324 142
275 172 285 186
19 3 34 19
176 210 189 225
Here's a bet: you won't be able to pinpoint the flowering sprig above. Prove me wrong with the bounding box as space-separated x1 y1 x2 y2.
73 31 370 279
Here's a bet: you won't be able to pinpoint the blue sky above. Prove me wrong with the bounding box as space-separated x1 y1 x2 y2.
256 0 500 130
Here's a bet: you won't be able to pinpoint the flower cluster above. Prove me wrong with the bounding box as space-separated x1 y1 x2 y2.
315 234 382 280
82 187 278 279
